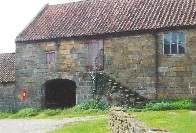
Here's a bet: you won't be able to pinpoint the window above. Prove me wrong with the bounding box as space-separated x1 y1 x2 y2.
46 51 55 64
163 32 185 55
86 39 104 71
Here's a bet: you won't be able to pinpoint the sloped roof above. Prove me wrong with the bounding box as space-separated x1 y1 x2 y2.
16 0 196 42
0 53 15 82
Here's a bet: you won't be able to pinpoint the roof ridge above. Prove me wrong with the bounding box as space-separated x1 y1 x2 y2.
50 0 114 7
15 0 196 43
50 0 85 6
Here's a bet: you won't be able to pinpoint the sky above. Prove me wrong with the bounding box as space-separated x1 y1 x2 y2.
0 0 81 53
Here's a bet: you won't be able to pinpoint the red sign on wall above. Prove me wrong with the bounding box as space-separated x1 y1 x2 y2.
22 88 26 101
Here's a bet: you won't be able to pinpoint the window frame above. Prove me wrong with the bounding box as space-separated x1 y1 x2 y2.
46 51 56 64
163 31 186 55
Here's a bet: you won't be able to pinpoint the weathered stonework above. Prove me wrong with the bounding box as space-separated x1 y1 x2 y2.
157 29 196 98
0 82 15 109
15 39 92 109
109 107 171 133
0 53 16 109
104 34 157 99
104 28 196 99
15 28 196 109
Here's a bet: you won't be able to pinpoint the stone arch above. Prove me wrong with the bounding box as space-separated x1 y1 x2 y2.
42 79 76 109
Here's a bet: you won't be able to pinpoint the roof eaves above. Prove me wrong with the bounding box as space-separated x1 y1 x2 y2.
15 24 196 44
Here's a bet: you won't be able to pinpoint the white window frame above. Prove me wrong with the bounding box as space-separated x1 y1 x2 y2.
163 31 186 55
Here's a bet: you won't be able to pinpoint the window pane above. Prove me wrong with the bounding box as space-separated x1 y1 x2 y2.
178 32 185 54
178 32 185 43
164 43 170 54
163 33 170 44
179 45 185 54
163 33 170 54
171 32 177 44
171 43 177 54
171 32 177 54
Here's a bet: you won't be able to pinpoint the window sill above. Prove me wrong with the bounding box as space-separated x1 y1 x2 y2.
163 54 185 57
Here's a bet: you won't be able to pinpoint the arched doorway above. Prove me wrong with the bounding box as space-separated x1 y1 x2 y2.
43 79 76 109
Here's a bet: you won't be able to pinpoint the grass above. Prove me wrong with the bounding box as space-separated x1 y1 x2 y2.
0 99 195 132
32 109 107 119
50 118 110 133
0 101 109 119
131 110 196 133
0 108 107 119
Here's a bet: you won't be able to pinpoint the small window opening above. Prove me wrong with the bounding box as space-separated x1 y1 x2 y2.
163 32 186 55
46 51 55 64
86 39 104 71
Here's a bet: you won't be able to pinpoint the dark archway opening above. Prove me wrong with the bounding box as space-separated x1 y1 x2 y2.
44 79 76 109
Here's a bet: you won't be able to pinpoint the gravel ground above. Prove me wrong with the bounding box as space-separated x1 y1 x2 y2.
0 116 103 133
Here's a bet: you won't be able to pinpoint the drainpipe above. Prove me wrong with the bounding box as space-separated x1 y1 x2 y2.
56 38 61 48
152 32 159 99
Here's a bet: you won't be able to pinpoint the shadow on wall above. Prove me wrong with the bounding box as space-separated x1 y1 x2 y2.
42 79 76 109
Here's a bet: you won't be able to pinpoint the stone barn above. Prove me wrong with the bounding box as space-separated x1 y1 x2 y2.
0 53 15 109
15 0 196 109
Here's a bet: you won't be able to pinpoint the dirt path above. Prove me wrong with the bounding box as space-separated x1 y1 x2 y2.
0 116 105 133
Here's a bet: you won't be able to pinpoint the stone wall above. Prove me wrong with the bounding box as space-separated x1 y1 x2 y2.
0 82 15 109
15 42 60 109
157 29 196 98
15 28 196 109
57 39 93 104
104 28 196 99
109 107 171 133
15 40 93 109
104 34 157 99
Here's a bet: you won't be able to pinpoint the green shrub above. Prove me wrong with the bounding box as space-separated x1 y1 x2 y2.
42 109 62 116
12 108 38 118
86 109 100 113
132 98 196 111
192 97 196 104
0 107 13 113
145 102 172 111
73 101 109 112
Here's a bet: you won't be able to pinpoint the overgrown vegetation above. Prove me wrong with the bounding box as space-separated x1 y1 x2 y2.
0 98 195 119
0 98 195 132
126 98 196 112
73 101 109 112
0 101 109 119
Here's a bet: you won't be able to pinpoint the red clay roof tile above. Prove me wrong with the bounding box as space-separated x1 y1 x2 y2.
15 0 196 42
0 53 15 82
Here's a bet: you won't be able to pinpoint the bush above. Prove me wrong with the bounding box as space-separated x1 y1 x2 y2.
13 108 38 118
42 109 62 116
145 102 173 111
131 98 196 111
192 97 196 104
0 107 13 114
73 101 109 112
